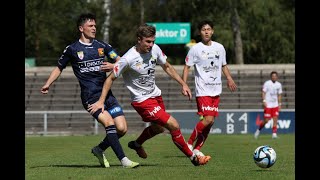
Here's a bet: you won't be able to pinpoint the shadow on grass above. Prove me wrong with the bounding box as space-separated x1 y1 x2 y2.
30 163 159 168
252 169 275 172
162 155 186 158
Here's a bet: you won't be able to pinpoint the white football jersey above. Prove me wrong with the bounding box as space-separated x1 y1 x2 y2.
113 44 166 102
263 80 283 108
185 41 227 97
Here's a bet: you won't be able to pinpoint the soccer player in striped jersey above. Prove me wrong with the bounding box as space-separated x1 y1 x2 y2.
182 20 237 156
88 24 211 166
40 13 139 168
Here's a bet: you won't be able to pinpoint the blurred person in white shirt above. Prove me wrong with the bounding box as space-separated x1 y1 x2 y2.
254 71 283 139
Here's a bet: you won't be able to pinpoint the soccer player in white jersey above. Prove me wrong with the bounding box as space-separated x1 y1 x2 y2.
254 71 282 139
88 24 211 166
182 20 237 156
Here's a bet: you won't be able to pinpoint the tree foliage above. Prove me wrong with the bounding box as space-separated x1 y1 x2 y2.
25 0 295 65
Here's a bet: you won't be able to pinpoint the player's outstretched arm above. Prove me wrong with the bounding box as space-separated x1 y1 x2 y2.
40 67 62 94
278 94 282 111
222 65 237 92
88 72 116 114
161 62 192 100
182 65 191 83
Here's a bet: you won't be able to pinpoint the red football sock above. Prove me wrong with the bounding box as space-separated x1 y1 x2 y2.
171 129 193 157
136 126 162 145
188 121 205 145
272 126 277 133
258 121 265 130
194 124 212 150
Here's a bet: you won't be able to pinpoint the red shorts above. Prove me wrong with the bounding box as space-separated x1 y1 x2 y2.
196 96 220 117
131 96 170 126
264 107 279 119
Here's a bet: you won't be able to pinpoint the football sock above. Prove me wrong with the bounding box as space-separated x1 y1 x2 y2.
99 133 124 151
105 125 125 160
171 129 193 157
188 121 205 145
272 126 277 133
194 124 212 150
136 125 162 145
258 121 265 130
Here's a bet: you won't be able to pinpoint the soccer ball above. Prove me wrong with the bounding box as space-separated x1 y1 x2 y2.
253 145 276 168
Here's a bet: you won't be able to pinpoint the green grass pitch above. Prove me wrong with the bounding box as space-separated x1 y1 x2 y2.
26 133 295 180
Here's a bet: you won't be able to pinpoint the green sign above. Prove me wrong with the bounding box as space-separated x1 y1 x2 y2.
25 58 35 68
148 22 190 44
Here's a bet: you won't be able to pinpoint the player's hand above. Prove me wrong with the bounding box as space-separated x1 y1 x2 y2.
181 84 192 101
88 101 104 115
100 62 114 72
40 85 50 94
263 102 267 108
227 79 237 92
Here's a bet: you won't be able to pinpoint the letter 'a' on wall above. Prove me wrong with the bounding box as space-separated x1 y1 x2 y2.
147 22 191 44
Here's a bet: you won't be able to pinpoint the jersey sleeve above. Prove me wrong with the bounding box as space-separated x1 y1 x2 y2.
113 57 129 78
104 44 119 63
221 45 227 66
278 83 283 94
57 45 72 71
153 44 167 65
185 47 196 66
262 82 267 92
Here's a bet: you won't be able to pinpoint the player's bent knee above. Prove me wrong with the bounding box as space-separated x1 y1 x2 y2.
165 117 180 131
117 129 127 136
154 126 165 133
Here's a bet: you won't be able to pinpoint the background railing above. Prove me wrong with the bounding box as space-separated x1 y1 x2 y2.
25 109 295 136
26 65 295 136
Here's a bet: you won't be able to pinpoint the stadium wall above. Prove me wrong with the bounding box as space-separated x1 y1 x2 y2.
25 64 295 136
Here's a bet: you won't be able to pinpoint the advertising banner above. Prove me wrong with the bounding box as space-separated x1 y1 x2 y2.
171 110 295 134
148 22 191 44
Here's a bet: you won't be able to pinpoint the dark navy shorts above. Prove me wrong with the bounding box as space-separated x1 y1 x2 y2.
83 94 124 120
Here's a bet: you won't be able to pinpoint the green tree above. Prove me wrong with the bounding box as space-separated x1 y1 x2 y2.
25 0 295 65
241 0 295 63
25 0 106 65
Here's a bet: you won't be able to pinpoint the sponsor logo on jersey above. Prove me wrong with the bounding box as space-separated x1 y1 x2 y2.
215 51 220 59
201 51 209 59
148 106 162 117
203 65 217 73
135 61 143 69
201 104 218 112
78 59 104 73
98 48 104 56
77 51 84 60
150 57 157 64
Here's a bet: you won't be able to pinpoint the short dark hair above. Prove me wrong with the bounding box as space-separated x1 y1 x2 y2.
77 13 96 28
270 71 278 77
136 24 156 39
197 20 214 30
